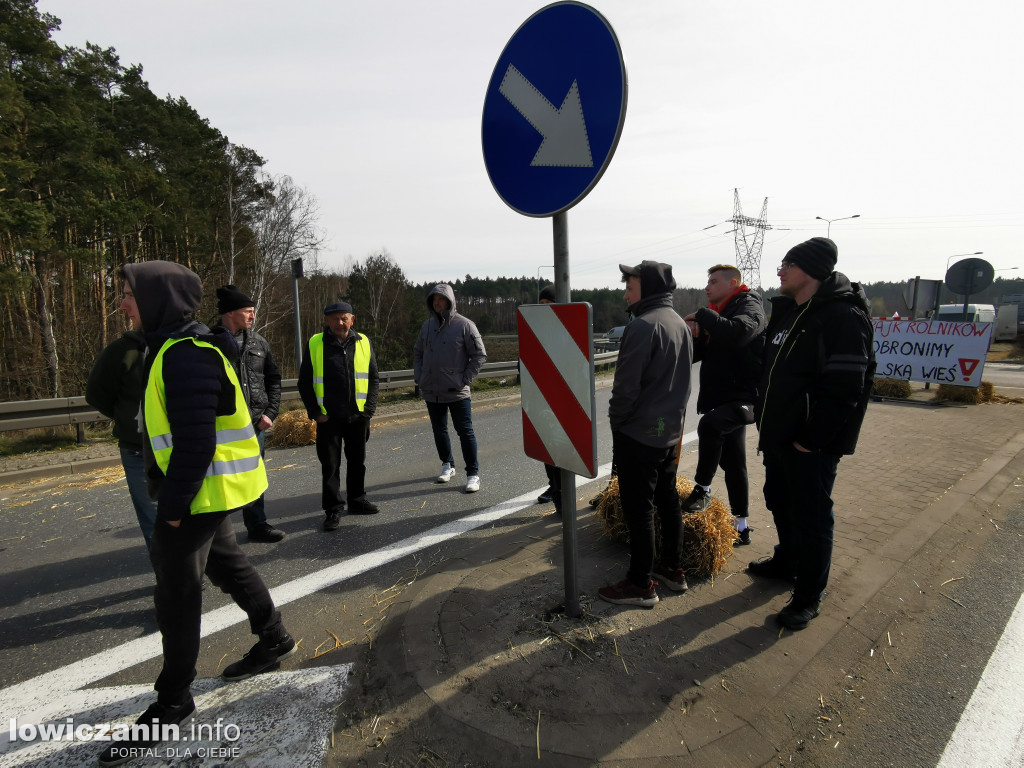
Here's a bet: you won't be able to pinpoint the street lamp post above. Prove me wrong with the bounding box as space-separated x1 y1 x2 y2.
945 251 983 274
815 214 860 238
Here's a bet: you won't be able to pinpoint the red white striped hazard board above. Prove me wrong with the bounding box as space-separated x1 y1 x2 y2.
517 303 597 478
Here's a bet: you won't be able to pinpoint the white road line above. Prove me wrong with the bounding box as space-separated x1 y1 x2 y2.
936 591 1024 768
0 431 698 720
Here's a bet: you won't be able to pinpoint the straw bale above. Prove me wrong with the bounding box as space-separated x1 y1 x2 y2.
266 410 317 447
593 475 734 578
935 383 984 404
871 378 912 398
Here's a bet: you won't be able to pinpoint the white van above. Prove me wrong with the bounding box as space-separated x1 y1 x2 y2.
934 304 996 323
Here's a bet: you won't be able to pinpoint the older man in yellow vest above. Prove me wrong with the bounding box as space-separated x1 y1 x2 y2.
299 301 381 531
98 261 295 767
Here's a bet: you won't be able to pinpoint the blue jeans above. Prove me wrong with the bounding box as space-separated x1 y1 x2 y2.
425 399 478 476
242 430 269 529
120 447 158 551
762 445 841 606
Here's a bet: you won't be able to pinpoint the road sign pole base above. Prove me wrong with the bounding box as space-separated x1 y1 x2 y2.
560 469 580 618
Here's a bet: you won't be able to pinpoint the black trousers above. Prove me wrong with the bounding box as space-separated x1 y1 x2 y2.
613 432 683 587
762 445 841 606
543 463 562 510
316 415 369 512
693 402 755 517
150 511 285 705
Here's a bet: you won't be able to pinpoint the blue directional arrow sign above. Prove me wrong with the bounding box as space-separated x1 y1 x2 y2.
481 2 627 218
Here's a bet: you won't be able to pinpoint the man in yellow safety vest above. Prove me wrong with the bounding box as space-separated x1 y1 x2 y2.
99 261 295 767
298 301 381 531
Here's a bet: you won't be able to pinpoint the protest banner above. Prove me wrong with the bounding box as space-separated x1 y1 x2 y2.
872 319 993 387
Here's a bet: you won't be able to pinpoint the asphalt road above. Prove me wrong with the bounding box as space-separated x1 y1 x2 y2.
0 374 700 692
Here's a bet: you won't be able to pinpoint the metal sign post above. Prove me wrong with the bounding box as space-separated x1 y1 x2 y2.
483 2 626 617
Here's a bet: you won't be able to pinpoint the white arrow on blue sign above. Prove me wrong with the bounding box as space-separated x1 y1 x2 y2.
481 2 627 218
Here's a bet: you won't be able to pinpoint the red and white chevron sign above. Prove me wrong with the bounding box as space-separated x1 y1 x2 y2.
517 303 597 478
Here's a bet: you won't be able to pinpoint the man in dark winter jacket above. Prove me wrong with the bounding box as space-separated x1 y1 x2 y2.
86 279 157 549
682 264 765 545
298 301 381 531
750 237 875 631
413 284 487 493
214 285 285 543
599 261 693 609
99 261 294 766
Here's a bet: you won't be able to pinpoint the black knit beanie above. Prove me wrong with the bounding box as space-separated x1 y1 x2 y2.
539 284 557 302
216 284 255 314
784 237 838 280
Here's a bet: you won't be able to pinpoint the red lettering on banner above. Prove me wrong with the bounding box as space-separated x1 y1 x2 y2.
958 358 980 381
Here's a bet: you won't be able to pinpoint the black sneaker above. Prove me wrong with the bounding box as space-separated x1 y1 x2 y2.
323 510 342 531
247 522 286 543
537 487 554 504
734 528 751 546
222 635 296 681
348 496 379 515
775 600 820 630
681 486 710 513
747 556 797 581
98 698 196 766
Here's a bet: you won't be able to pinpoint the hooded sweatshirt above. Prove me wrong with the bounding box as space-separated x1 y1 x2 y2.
756 271 875 455
413 283 487 403
122 261 242 522
608 262 693 448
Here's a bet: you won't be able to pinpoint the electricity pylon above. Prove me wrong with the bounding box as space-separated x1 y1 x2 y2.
730 188 771 289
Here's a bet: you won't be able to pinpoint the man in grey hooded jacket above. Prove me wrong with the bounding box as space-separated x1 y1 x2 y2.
600 261 693 609
413 283 487 492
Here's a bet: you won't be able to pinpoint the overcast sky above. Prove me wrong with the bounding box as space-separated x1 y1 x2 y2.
41 0 1023 290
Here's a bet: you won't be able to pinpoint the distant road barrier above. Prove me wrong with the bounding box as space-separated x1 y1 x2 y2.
0 352 618 438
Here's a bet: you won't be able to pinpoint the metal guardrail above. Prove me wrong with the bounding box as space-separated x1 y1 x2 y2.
0 352 618 436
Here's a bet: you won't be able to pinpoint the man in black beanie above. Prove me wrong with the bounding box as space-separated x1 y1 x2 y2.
214 285 285 543
750 238 875 630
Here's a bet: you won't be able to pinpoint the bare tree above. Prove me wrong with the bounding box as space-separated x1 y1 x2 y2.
248 175 325 332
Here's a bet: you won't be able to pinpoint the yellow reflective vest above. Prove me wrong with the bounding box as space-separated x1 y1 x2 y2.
307 332 372 415
145 338 268 514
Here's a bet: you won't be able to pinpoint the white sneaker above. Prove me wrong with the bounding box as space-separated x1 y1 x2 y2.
436 463 455 483
465 475 480 493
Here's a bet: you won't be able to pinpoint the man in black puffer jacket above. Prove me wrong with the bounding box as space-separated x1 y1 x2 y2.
682 264 765 546
214 285 285 543
750 238 875 631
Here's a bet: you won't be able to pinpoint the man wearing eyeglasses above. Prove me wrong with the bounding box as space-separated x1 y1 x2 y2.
750 237 875 630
